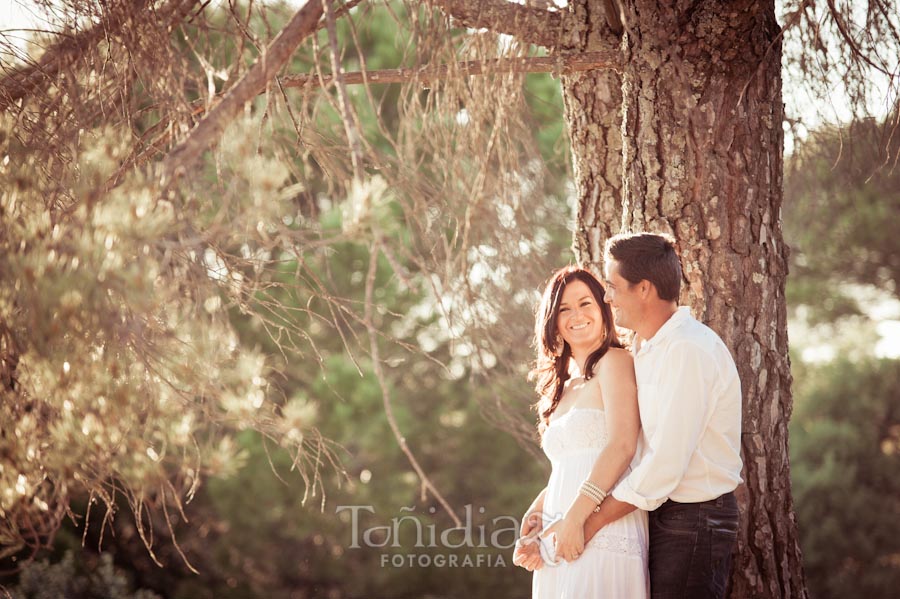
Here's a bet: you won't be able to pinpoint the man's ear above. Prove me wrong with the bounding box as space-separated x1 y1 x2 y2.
638 280 652 300
639 280 661 301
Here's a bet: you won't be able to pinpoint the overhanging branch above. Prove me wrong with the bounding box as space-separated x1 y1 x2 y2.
0 0 182 112
159 1 324 183
0 0 364 113
108 50 621 184
281 50 622 89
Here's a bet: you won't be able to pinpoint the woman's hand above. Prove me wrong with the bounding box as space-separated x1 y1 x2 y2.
514 507 545 571
542 514 585 562
520 507 544 538
513 531 544 571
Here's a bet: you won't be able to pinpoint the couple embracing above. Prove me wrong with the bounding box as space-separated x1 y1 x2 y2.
513 232 742 599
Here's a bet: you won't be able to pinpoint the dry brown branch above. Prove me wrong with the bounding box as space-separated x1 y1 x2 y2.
159 1 325 183
782 0 900 146
107 50 619 189
825 0 893 75
426 0 577 48
0 0 191 112
364 241 463 528
160 482 199 574
322 0 365 181
281 50 623 88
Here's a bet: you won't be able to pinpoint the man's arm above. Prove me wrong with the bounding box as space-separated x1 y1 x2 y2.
583 496 637 541
611 341 712 511
583 340 714 540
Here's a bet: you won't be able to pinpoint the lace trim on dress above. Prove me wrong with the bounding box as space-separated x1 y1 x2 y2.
542 409 609 458
586 530 646 557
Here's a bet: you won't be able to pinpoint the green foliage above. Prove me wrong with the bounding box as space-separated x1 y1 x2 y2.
784 118 900 324
3 0 571 595
0 114 319 560
143 188 552 596
169 390 543 599
524 71 569 184
789 358 900 599
785 118 900 598
6 551 160 599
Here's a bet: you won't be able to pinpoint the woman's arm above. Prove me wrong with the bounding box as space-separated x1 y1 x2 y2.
574 349 640 517
546 349 640 561
521 486 548 536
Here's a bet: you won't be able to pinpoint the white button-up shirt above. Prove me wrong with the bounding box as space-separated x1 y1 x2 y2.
612 307 743 511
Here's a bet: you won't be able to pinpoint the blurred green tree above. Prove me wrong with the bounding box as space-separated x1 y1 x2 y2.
784 118 900 323
789 358 900 599
784 116 900 599
6 551 161 599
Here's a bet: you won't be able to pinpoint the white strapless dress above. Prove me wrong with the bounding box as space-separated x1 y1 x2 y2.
533 408 650 599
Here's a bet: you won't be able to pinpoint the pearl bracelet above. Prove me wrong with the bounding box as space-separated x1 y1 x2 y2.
579 480 608 510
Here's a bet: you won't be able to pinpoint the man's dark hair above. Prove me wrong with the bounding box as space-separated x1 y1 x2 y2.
604 232 682 301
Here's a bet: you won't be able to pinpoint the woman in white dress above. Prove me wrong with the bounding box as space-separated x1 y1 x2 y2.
513 266 649 598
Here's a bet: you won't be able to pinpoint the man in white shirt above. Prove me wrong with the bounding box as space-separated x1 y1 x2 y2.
584 232 743 599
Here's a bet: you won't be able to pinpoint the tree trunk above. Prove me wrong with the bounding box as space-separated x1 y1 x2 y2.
561 0 625 267
568 1 807 596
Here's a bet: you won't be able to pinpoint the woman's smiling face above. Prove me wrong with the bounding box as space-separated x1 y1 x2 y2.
556 279 605 352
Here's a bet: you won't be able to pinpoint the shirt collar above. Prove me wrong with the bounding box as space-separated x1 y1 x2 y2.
635 306 692 356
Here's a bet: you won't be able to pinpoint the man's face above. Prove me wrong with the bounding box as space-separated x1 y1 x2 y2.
603 259 642 331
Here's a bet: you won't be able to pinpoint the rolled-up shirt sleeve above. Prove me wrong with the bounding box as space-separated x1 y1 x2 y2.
612 341 712 511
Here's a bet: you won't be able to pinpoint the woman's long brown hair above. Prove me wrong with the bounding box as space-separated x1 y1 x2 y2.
529 266 622 430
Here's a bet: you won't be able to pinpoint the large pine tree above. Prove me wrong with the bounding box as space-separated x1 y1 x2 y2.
3 1 898 595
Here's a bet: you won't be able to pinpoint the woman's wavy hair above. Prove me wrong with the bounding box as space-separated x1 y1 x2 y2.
529 266 622 429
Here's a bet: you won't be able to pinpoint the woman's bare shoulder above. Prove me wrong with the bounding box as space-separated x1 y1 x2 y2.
596 347 634 377
602 346 633 366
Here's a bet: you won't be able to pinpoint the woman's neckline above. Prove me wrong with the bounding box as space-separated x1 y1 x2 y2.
548 405 605 425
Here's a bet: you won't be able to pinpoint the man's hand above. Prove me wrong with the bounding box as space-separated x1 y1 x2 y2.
584 496 638 542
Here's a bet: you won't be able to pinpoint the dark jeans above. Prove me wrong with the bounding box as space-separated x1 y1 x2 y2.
649 492 739 599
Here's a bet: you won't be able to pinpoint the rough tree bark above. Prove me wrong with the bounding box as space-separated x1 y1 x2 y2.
578 1 806 597
435 0 808 596
560 0 625 268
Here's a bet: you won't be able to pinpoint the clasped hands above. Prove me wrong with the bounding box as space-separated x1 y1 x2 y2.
513 510 586 570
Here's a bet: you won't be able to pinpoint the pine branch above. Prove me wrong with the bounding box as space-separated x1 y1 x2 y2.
0 0 184 112
0 0 371 114
322 0 365 181
364 241 463 528
159 1 324 184
282 50 622 88
105 50 621 188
